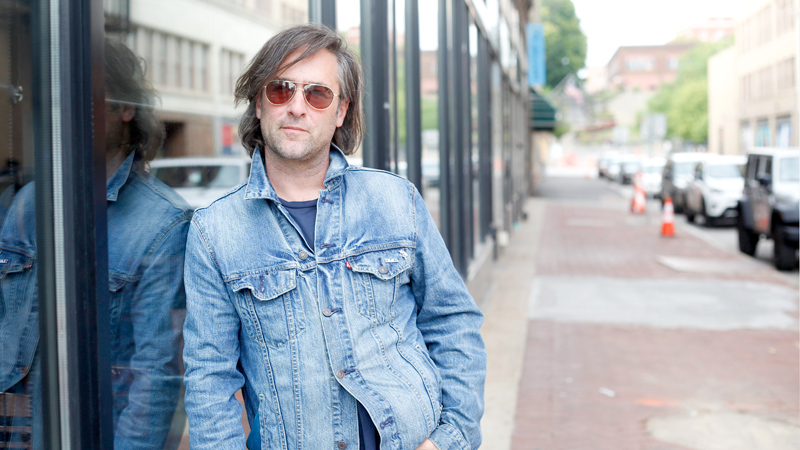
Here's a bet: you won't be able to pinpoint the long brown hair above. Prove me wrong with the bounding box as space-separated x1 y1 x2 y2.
104 38 164 164
235 24 364 156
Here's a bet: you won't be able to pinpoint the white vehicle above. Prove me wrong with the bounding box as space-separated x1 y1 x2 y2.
148 157 251 209
640 157 666 198
684 155 746 226
618 154 644 184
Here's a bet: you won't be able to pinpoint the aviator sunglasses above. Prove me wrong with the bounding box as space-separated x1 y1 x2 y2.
263 80 340 110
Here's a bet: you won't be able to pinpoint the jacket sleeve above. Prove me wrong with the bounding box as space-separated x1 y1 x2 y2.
409 187 486 450
114 215 189 450
182 218 247 449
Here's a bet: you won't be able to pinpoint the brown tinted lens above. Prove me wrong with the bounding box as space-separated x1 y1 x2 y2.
304 84 334 109
265 81 295 105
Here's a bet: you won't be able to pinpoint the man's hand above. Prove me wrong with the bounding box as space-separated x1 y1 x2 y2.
415 438 439 450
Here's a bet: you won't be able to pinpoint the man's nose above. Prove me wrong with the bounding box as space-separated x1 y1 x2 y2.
285 88 308 116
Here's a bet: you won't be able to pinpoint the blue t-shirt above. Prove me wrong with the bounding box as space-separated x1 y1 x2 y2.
246 198 379 450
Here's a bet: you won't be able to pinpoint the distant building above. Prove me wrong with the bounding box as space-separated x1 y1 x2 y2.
708 0 798 153
676 17 736 43
606 43 696 92
708 47 739 155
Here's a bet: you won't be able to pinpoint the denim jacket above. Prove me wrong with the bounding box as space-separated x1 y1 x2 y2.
183 148 486 450
0 152 192 450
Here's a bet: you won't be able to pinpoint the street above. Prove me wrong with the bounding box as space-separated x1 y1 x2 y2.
480 170 799 450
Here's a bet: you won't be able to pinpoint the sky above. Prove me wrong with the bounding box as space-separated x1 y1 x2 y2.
572 0 746 67
335 0 750 63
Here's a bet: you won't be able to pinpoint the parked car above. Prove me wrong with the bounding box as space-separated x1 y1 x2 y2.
660 152 708 213
148 157 251 208
684 155 746 226
737 147 799 271
597 152 619 179
640 157 666 198
619 155 643 185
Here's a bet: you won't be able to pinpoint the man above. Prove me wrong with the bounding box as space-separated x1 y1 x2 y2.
0 38 190 449
182 24 485 450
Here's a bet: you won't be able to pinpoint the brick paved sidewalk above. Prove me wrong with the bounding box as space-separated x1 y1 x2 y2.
483 196 800 450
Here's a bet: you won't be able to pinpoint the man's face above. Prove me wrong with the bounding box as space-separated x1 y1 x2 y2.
256 49 349 164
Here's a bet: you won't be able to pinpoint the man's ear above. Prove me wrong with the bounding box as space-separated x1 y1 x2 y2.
255 95 263 120
335 98 350 128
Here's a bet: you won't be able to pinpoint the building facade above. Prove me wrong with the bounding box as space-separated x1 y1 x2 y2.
607 43 696 92
708 0 799 154
0 0 534 447
737 0 798 150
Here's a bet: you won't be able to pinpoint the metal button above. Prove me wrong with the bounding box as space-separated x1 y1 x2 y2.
337 441 347 450
298 250 309 260
378 265 388 274
322 308 333 317
336 369 345 379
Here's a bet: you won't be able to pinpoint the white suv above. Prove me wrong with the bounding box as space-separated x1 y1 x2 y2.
684 155 746 226
148 157 251 209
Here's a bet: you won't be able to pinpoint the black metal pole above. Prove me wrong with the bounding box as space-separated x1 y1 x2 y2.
309 0 337 29
361 0 390 170
405 0 422 192
477 34 492 241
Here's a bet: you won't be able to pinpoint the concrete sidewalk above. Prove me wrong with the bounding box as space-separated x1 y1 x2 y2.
479 197 547 449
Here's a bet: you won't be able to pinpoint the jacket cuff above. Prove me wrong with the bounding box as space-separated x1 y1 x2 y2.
429 422 471 450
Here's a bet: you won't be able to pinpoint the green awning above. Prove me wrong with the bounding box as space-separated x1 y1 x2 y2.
530 88 556 131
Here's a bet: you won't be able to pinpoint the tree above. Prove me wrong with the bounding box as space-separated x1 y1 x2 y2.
541 0 587 88
648 39 733 143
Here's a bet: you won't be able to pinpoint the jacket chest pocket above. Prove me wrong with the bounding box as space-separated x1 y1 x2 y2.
0 250 36 318
348 248 412 324
230 269 305 349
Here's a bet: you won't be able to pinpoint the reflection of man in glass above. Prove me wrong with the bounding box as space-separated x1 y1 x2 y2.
0 38 191 449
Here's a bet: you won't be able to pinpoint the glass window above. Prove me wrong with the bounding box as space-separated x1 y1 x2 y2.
776 116 793 148
469 21 480 246
755 119 771 147
0 0 40 444
419 0 441 228
779 157 799 182
707 164 744 179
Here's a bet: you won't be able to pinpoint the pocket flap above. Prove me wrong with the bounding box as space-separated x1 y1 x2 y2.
349 248 412 280
109 277 128 293
0 249 33 276
230 269 296 301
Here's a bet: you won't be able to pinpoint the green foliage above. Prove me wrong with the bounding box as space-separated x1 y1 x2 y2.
553 120 571 138
421 96 438 130
541 0 587 88
648 39 733 143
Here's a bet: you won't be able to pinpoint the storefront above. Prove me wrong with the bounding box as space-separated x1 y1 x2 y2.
0 0 531 447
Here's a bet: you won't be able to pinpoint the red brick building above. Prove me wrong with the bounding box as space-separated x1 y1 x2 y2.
607 43 696 92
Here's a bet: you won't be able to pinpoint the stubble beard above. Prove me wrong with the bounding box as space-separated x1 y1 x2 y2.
261 120 332 164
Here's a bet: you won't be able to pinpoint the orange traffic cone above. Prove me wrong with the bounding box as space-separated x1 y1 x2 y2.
661 197 675 237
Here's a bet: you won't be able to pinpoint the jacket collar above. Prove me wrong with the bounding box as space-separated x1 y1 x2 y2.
244 144 350 201
106 151 136 202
